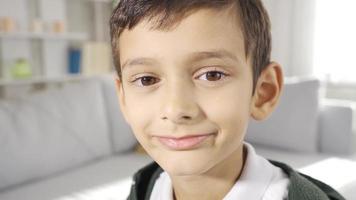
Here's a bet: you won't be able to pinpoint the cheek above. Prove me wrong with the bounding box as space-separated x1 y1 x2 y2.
124 92 156 140
199 84 252 136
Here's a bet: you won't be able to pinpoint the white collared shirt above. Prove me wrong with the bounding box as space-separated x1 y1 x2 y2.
150 143 289 200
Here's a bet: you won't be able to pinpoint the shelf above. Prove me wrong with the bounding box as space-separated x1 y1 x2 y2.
89 0 112 2
82 0 113 2
0 32 89 41
0 74 94 86
62 0 113 3
0 0 113 92
19 0 113 3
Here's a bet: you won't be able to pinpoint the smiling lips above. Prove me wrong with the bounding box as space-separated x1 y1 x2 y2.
156 133 214 150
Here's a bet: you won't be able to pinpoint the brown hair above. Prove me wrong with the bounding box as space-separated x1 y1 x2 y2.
109 0 271 91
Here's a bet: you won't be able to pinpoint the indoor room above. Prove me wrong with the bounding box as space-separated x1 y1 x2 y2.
0 0 355 199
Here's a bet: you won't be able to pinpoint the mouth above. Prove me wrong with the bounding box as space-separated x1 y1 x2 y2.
155 133 215 151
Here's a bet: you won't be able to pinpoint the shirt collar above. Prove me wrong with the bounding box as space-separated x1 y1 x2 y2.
222 142 275 199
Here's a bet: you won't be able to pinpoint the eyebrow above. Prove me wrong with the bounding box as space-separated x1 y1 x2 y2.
188 49 240 64
121 49 240 70
121 57 158 70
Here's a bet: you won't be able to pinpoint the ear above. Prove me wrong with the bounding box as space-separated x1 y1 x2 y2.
250 62 283 121
114 77 130 123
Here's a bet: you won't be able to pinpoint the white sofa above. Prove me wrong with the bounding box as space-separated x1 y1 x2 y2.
0 74 355 200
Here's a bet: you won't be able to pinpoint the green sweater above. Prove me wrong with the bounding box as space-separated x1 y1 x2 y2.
127 161 345 200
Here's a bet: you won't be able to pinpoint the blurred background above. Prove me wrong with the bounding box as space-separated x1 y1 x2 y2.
0 0 115 98
0 0 355 200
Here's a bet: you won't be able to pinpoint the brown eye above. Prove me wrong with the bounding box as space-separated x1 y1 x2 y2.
206 71 222 81
200 71 226 81
139 76 159 86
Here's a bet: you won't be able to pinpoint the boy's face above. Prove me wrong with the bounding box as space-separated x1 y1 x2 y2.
116 8 277 176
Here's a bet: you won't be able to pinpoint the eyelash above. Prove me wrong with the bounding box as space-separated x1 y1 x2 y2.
130 68 229 87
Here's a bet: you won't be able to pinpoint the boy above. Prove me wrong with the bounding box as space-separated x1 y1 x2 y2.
109 0 345 199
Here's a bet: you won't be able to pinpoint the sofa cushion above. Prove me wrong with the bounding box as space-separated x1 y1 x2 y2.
0 79 111 191
245 78 320 152
98 74 138 153
0 153 152 200
319 99 356 154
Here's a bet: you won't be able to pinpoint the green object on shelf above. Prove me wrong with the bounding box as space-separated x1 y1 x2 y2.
112 0 119 8
11 58 32 79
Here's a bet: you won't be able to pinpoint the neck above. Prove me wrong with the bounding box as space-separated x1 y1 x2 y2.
170 145 247 200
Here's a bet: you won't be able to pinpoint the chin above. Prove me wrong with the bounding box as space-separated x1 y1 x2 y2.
165 162 208 176
154 150 215 176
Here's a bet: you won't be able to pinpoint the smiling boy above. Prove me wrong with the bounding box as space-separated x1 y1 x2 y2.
109 0 344 200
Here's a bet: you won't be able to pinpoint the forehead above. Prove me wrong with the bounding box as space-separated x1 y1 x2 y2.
118 7 247 68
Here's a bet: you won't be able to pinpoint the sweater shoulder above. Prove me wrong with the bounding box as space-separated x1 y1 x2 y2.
127 162 163 200
269 160 346 200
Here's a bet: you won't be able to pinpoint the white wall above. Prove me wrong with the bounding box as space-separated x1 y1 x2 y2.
263 0 316 77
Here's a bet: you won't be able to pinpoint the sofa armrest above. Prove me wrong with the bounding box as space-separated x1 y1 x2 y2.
318 99 356 155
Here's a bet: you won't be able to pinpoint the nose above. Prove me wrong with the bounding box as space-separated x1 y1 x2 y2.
160 81 201 124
